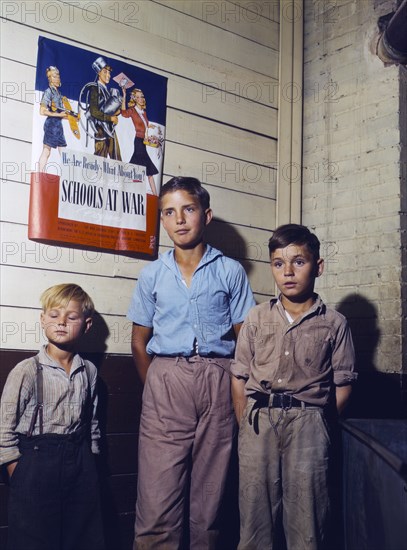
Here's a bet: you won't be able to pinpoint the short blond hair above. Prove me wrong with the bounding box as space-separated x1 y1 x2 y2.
46 66 60 83
40 284 95 317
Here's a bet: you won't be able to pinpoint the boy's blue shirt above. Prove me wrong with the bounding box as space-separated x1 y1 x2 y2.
127 245 255 357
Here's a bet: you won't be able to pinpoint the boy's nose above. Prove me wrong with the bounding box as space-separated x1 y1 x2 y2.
284 265 294 276
176 213 186 224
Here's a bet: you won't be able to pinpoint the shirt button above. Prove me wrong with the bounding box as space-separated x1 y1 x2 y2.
277 378 282 383
284 351 289 356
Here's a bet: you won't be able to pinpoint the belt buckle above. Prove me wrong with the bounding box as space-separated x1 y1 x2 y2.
283 393 292 409
274 393 292 410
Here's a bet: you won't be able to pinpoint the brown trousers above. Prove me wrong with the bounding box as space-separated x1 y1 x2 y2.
94 127 121 160
134 356 235 550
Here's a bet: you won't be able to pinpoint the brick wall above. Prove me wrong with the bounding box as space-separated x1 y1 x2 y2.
302 0 406 417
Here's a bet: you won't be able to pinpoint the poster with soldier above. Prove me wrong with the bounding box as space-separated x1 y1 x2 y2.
29 36 167 256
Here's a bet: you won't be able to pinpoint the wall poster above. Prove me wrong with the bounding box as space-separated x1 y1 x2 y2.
28 37 167 256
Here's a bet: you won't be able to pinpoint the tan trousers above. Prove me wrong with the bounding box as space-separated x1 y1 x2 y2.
134 356 235 550
238 400 331 550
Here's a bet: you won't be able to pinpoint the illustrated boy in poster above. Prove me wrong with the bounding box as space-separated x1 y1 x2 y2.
38 66 68 172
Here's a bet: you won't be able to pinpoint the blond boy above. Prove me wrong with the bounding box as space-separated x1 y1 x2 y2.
0 284 104 550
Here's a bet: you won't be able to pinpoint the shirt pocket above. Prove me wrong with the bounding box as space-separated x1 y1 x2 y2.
202 287 231 324
252 324 278 366
294 325 332 374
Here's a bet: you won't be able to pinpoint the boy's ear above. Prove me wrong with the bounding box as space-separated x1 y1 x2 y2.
84 317 93 334
316 258 324 277
204 208 213 226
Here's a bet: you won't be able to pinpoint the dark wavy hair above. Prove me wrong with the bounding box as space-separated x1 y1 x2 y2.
268 224 320 261
159 177 210 210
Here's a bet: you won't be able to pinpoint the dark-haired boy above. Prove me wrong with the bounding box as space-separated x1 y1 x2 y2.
231 223 357 550
127 177 255 549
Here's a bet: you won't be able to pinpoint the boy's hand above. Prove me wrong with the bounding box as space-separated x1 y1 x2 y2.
336 384 352 415
6 460 18 478
131 323 153 384
231 377 247 425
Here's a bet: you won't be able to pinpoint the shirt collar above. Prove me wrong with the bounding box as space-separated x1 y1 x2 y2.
270 294 325 319
159 244 223 275
38 345 85 373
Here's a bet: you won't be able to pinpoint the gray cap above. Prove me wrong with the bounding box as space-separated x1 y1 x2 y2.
92 56 112 74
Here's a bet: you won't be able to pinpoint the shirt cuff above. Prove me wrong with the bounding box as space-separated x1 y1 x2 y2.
0 447 22 466
230 362 249 379
334 370 358 386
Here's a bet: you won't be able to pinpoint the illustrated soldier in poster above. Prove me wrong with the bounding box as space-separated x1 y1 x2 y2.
80 56 123 160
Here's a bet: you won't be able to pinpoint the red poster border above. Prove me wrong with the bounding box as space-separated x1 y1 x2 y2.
28 172 159 256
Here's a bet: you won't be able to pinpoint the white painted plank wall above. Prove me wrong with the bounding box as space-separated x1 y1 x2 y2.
0 0 279 352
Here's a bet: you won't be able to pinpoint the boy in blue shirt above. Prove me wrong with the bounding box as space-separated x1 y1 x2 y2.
127 176 255 549
231 224 357 550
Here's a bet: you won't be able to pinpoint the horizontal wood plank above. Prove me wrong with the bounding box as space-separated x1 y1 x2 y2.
0 56 278 137
0 134 277 198
0 14 278 89
0 308 133 353
1 220 272 272
0 265 135 315
151 0 280 48
1 99 277 168
55 0 279 77
0 180 276 251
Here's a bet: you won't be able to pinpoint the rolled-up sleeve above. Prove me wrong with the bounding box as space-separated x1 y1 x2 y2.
332 319 357 386
231 314 256 380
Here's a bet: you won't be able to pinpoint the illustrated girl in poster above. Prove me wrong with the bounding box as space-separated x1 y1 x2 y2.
121 88 159 196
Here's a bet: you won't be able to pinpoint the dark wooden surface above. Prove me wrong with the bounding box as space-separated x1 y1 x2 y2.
0 349 242 550
0 350 142 550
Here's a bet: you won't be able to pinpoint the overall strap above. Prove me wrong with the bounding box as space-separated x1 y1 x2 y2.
27 356 44 437
81 360 92 424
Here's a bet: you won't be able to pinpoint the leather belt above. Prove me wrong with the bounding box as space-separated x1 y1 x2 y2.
250 391 314 409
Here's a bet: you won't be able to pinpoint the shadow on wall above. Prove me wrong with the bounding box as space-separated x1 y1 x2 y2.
337 293 404 419
205 217 255 277
81 312 138 550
